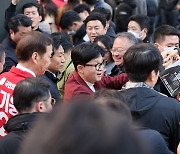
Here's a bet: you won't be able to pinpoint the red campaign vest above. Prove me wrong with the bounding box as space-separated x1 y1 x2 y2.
0 66 33 137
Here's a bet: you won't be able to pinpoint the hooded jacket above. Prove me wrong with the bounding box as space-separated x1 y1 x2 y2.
119 87 180 153
0 113 43 154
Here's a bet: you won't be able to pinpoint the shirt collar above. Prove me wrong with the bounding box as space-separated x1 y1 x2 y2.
85 81 95 92
47 70 56 78
124 81 152 89
16 64 36 77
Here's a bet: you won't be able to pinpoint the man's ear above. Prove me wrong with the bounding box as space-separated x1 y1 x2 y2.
154 43 160 48
106 20 110 29
176 93 180 102
151 70 159 80
9 29 14 35
39 15 42 22
84 10 89 17
9 29 15 38
143 28 148 34
154 43 163 52
103 26 108 34
73 21 78 26
146 70 159 87
35 101 46 112
32 52 39 64
139 28 147 39
150 70 156 81
77 65 84 74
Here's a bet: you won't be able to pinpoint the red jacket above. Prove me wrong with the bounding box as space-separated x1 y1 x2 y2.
64 71 128 102
0 66 33 137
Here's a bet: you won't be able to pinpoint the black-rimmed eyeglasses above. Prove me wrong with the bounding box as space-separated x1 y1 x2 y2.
84 62 105 71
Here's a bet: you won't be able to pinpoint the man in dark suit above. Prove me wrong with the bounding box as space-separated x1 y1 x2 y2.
1 14 32 72
64 42 128 102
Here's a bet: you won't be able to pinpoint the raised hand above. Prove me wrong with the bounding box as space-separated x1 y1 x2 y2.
12 0 20 5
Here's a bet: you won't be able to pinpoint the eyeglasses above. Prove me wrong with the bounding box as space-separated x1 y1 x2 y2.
110 48 125 54
84 62 105 71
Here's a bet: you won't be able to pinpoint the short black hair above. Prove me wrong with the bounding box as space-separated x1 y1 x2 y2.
94 35 113 51
22 2 42 16
84 12 106 28
128 15 151 33
8 14 32 33
92 7 111 21
154 25 179 44
60 10 81 30
71 42 104 71
73 4 90 14
83 0 97 5
50 32 73 53
13 77 50 113
123 43 162 82
94 35 113 61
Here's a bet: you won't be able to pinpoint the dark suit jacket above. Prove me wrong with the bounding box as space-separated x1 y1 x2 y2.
64 71 128 102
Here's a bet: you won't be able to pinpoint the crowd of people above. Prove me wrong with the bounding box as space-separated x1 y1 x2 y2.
0 0 179 154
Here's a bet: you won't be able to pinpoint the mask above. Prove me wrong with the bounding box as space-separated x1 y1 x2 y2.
127 30 140 39
163 47 176 52
67 30 76 36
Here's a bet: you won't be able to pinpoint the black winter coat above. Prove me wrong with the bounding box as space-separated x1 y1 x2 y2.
119 87 180 153
0 113 43 154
